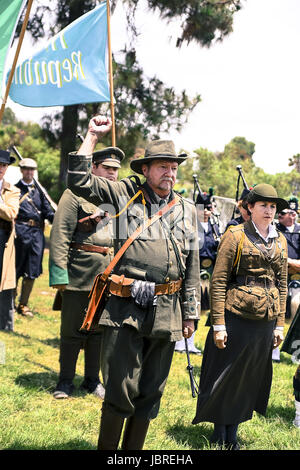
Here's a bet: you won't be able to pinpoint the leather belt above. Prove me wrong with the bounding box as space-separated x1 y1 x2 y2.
235 275 275 288
16 218 43 228
109 274 182 297
70 242 110 255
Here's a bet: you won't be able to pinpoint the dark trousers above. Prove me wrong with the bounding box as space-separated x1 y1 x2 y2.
59 290 102 382
100 325 175 420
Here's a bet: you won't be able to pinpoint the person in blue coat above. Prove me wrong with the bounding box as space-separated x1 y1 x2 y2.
15 158 55 317
275 197 300 365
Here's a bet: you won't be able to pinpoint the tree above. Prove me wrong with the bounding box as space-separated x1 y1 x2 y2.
224 136 256 161
0 108 60 201
16 0 244 192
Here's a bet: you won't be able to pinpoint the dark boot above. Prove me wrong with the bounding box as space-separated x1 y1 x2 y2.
19 277 35 306
225 424 240 450
97 403 125 450
210 424 226 447
121 415 150 450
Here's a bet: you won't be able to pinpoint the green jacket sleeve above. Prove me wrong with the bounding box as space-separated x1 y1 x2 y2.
67 152 136 208
49 189 78 286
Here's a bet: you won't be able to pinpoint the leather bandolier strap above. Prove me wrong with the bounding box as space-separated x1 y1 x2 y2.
70 242 110 255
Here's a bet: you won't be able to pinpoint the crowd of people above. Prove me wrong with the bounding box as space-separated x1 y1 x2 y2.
0 115 300 450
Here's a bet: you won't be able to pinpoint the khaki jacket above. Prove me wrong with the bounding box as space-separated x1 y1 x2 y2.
211 220 288 327
0 180 20 291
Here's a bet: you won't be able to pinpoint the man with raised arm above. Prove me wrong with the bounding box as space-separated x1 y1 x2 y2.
67 115 200 451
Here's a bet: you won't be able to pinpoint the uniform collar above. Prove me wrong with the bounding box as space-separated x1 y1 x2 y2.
251 220 278 242
21 179 34 187
142 181 173 206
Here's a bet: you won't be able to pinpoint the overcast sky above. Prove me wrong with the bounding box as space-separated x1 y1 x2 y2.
7 0 300 175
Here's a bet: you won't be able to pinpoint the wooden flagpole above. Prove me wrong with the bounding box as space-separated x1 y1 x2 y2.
106 0 116 146
0 0 34 126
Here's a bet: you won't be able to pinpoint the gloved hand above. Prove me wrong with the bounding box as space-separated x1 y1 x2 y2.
273 329 284 348
213 330 228 349
131 280 155 308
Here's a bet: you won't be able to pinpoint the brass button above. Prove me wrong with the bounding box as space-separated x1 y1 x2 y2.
169 261 173 267
165 277 170 282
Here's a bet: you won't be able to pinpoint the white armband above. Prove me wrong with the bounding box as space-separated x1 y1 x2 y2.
213 325 226 331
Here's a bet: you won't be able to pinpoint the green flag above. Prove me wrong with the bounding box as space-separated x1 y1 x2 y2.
0 0 27 97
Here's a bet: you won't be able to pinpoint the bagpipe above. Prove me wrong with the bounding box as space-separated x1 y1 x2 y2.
192 174 220 241
231 165 250 219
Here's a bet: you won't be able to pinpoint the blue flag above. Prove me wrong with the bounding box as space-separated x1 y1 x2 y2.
8 2 110 107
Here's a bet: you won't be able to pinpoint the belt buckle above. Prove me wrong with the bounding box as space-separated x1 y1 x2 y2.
28 219 35 227
168 281 176 295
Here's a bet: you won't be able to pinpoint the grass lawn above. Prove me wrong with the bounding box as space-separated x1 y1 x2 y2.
0 241 299 450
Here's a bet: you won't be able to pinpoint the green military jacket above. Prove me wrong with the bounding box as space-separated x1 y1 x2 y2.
211 220 288 327
49 189 114 291
67 152 200 341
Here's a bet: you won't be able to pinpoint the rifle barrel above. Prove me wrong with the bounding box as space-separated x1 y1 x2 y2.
10 146 57 212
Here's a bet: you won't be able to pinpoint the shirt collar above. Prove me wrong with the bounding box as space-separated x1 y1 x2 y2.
143 181 172 206
252 220 278 242
21 179 34 187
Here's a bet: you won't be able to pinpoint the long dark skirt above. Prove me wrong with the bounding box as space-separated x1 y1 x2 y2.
281 304 300 356
192 310 275 425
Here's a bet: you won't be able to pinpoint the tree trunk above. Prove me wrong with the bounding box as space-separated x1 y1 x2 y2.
59 104 79 190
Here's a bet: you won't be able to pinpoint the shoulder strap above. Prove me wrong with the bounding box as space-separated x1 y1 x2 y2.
233 228 245 271
19 190 32 205
101 193 180 280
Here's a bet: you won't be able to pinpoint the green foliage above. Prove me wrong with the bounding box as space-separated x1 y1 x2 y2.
182 137 300 201
123 0 243 47
2 107 299 203
0 108 61 201
100 49 201 159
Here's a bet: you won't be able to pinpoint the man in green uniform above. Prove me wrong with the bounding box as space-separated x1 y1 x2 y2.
49 146 124 399
67 115 200 450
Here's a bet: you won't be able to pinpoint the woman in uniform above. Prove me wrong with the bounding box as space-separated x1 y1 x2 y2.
192 184 289 449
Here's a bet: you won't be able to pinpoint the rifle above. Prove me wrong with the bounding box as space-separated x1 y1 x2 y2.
10 146 57 212
185 338 199 398
192 173 202 203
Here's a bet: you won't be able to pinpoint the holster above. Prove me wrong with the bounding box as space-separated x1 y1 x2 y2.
80 273 110 331
77 210 109 233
